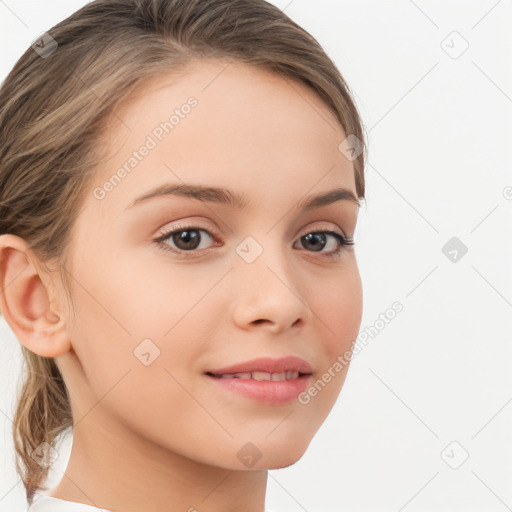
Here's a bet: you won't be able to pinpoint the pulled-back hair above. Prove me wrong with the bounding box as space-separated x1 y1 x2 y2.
0 0 367 504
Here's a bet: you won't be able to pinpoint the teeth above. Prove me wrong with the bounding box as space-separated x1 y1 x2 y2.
252 371 272 381
232 372 252 379
214 371 300 380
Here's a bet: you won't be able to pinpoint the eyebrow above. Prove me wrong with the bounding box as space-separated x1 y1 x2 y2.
126 183 360 211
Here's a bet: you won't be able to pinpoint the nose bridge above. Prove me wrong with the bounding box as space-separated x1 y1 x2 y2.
233 231 303 305
224 213 321 332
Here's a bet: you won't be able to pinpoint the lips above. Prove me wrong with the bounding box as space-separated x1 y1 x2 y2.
211 370 301 381
204 356 314 404
205 356 313 378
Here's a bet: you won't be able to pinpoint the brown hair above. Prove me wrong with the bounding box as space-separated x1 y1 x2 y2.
0 0 367 504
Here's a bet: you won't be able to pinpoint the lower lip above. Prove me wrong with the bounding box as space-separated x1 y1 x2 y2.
204 374 313 404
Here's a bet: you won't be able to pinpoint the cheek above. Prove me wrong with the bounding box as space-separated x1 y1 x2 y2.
65 252 216 405
312 264 363 355
66 273 214 453
282 265 362 421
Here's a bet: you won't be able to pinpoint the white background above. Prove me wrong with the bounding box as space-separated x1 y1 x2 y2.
1 1 511 511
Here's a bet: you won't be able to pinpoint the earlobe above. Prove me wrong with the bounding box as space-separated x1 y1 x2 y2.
0 234 71 358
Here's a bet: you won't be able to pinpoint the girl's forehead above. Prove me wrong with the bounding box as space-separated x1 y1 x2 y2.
108 58 341 137
83 59 353 220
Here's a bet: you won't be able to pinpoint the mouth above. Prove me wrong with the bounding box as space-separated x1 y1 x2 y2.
203 356 314 404
205 370 311 381
204 355 313 377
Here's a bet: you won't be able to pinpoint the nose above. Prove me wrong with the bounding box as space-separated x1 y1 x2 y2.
229 248 309 333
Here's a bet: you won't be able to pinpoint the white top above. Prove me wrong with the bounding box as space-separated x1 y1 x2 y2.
27 495 111 511
28 494 277 512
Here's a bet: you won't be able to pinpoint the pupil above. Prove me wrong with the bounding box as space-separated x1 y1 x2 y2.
174 230 200 250
302 233 326 252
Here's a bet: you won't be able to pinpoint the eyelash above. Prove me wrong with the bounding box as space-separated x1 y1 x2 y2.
153 224 354 260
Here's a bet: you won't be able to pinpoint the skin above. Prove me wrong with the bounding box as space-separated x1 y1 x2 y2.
0 58 363 512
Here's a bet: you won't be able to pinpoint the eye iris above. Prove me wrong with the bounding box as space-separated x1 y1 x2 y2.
174 229 201 250
302 233 326 252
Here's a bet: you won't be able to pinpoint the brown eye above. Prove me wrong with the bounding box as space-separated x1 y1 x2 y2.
155 226 216 256
295 230 354 259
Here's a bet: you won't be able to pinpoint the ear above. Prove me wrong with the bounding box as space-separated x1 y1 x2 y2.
0 234 71 358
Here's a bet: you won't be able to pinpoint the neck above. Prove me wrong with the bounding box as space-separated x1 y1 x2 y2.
48 410 269 512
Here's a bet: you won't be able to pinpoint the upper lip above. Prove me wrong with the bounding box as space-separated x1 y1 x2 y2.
206 356 313 375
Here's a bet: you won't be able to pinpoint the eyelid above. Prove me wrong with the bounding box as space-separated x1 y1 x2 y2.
298 221 347 238
154 218 219 239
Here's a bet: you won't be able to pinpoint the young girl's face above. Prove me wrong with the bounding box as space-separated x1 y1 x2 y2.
57 58 362 470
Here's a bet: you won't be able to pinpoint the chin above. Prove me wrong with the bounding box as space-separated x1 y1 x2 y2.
264 456 303 470
258 437 311 469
